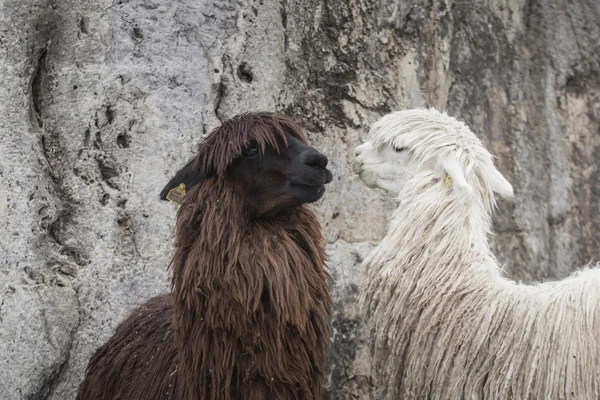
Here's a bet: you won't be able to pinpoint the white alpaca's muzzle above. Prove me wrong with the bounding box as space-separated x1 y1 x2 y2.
357 168 379 188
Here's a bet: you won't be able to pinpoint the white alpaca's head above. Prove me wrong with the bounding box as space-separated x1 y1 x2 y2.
354 108 514 203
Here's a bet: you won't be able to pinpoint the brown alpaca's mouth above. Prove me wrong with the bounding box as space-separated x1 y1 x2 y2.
286 168 331 204
289 168 333 188
324 168 333 184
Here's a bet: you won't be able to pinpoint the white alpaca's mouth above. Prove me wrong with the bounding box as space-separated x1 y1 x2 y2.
357 168 379 189
351 160 361 174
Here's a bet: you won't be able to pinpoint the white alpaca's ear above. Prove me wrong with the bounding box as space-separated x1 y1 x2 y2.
440 157 472 196
486 164 514 198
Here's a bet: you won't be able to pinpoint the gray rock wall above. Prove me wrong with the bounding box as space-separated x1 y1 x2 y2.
0 0 599 398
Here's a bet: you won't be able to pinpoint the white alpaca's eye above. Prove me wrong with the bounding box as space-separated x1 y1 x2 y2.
393 145 406 152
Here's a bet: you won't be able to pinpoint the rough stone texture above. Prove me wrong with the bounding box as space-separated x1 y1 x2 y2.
0 0 599 399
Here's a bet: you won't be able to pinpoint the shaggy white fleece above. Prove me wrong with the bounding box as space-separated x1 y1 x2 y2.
357 108 600 400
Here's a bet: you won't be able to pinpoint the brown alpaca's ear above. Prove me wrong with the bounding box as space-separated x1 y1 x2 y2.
160 158 205 204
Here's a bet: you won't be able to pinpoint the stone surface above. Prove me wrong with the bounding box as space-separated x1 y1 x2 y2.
0 0 599 398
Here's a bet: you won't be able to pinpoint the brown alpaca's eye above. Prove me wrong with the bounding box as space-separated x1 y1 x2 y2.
243 144 260 158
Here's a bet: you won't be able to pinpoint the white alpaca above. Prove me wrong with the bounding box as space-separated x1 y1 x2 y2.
354 108 600 400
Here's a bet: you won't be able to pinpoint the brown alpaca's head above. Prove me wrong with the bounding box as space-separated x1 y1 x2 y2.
160 112 333 216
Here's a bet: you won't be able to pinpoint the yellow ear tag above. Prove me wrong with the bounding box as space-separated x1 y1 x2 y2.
444 174 453 188
166 183 186 205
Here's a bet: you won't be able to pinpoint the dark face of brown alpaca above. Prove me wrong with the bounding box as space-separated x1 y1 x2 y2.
227 134 333 216
160 114 333 217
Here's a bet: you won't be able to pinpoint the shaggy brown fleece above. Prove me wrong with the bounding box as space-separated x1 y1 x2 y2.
77 113 332 400
172 182 331 399
77 295 180 399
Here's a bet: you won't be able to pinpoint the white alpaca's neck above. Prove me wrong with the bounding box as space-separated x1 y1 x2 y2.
360 183 505 399
368 183 496 273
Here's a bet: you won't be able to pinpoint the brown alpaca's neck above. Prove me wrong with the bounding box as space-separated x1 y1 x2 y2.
171 179 326 321
170 178 331 399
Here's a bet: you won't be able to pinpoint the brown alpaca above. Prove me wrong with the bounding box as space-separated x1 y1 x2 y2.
77 113 333 400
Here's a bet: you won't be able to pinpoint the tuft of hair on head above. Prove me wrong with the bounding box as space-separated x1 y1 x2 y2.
197 112 308 175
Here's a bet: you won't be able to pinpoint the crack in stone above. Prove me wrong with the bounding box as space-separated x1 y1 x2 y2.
214 75 227 122
31 47 48 129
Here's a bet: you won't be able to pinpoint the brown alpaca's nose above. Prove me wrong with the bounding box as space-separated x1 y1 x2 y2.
302 150 328 168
